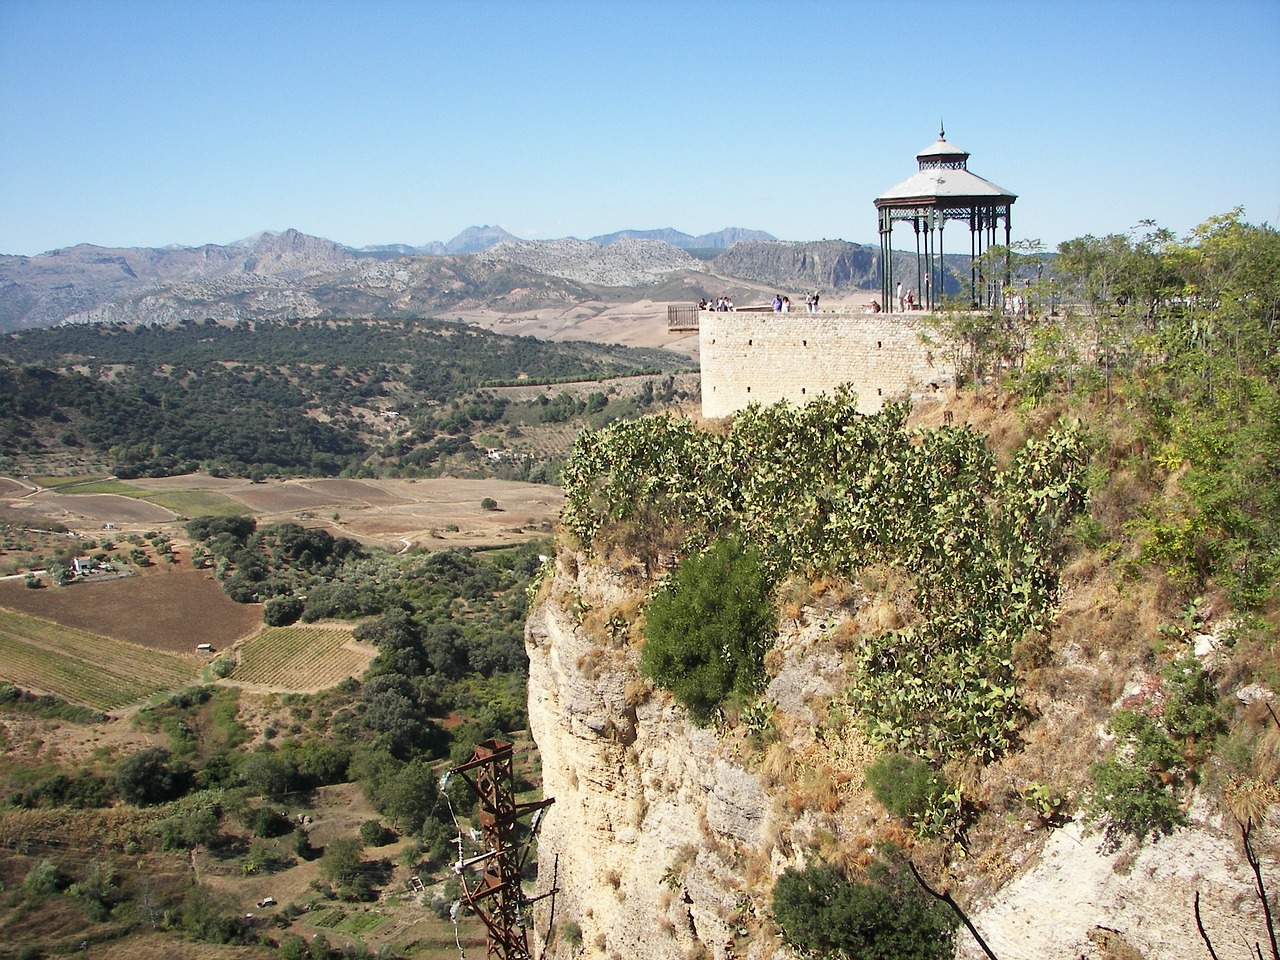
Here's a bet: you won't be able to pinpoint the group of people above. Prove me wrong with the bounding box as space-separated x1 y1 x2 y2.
700 292 822 313
700 296 736 312
895 283 917 311
774 291 822 313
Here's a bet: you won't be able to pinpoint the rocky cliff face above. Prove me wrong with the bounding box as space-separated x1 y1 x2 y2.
525 552 770 959
526 552 1278 960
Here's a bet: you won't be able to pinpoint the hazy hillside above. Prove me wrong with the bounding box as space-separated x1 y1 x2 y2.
590 226 776 249
0 317 694 479
0 227 895 332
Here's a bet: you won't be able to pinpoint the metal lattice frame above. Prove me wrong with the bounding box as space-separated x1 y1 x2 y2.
878 201 1013 312
450 739 556 960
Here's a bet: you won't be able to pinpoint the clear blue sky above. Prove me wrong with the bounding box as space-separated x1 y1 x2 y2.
1 0 1277 256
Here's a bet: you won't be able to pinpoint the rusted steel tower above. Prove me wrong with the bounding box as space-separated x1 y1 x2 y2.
450 739 556 960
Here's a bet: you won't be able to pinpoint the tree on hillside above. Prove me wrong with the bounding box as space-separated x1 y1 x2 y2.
640 537 775 724
115 747 185 806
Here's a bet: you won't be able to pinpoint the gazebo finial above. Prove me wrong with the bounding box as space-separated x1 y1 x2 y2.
939 120 945 140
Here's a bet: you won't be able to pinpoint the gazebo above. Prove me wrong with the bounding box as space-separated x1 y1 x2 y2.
875 128 1016 311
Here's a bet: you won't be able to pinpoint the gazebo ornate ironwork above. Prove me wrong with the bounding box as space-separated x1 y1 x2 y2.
875 127 1016 311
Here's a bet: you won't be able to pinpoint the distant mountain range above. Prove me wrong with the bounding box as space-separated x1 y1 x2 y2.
0 226 952 332
352 225 776 258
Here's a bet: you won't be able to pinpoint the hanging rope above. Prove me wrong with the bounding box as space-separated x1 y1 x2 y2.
440 771 467 960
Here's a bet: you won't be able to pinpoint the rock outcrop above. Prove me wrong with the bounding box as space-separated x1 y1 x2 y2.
525 553 767 959
526 551 1279 960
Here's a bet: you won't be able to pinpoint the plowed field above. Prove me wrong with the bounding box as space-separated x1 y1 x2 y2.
0 567 262 653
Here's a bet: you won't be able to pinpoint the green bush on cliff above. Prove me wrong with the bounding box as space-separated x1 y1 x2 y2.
772 857 958 960
640 537 774 724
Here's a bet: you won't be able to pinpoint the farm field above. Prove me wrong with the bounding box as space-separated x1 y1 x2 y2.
0 607 198 710
229 624 375 692
2 473 563 552
0 566 262 653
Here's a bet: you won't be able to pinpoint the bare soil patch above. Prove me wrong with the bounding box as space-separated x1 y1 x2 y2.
3 473 563 552
222 483 344 513
37 491 175 524
303 478 414 506
0 566 262 653
0 478 30 497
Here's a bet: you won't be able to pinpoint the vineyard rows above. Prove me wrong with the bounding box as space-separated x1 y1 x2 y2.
0 608 197 710
231 625 373 691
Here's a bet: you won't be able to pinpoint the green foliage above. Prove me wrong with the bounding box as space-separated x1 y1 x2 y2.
1160 651 1226 748
866 753 946 822
1086 651 1224 848
23 859 71 895
640 538 775 723
772 857 958 960
359 819 396 846
480 496 499 511
263 595 305 626
250 806 294 838
160 805 222 850
564 391 1088 759
1086 710 1186 848
239 750 302 798
180 882 252 943
319 837 368 898
0 317 689 478
114 746 187 806
0 683 106 724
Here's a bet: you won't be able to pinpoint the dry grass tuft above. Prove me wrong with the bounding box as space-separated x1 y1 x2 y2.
759 740 797 789
622 677 651 707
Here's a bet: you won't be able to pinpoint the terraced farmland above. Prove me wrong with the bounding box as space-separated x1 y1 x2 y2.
0 608 198 710
231 625 375 691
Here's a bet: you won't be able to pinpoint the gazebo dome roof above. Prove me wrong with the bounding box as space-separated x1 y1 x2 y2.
875 127 1016 209
916 136 970 167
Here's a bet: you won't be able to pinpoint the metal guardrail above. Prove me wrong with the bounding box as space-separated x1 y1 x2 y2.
667 304 699 331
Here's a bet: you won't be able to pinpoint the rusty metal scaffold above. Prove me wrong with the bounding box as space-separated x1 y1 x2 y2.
449 738 557 960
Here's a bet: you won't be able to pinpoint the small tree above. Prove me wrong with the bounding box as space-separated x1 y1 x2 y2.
263 595 304 626
480 497 499 511
640 537 775 723
115 747 184 806
320 836 367 898
773 856 958 960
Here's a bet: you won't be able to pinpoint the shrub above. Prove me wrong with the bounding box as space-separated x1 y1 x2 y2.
640 537 775 723
1085 710 1186 848
251 807 293 838
772 857 957 960
23 859 70 895
114 747 186 806
359 819 396 846
480 497 499 511
865 753 947 822
263 595 304 626
1160 652 1225 749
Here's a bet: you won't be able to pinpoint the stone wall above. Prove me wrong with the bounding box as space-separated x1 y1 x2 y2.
698 310 947 418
